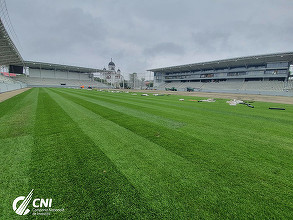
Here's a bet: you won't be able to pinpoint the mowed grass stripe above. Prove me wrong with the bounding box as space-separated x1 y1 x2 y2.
30 88 158 219
61 89 218 123
55 89 293 160
0 88 37 139
61 89 293 141
51 88 293 219
1 87 292 219
67 88 293 126
0 136 34 218
0 88 33 119
102 91 293 129
78 89 293 157
57 89 259 142
0 88 37 219
50 89 210 163
47 88 226 219
58 88 185 129
99 90 293 128
52 88 293 170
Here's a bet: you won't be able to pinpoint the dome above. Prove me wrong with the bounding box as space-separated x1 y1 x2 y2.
108 58 115 66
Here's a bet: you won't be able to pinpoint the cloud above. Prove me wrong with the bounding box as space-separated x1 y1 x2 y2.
5 0 293 75
144 42 185 56
191 31 231 53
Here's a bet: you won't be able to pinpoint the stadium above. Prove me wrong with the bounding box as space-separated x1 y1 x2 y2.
1 1 293 219
149 52 293 96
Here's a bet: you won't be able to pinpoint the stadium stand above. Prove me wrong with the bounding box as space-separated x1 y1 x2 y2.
9 61 112 89
0 2 27 93
178 81 204 91
0 74 26 93
201 80 244 91
241 80 285 92
149 52 293 96
163 81 183 89
15 75 110 88
0 5 110 91
285 80 293 91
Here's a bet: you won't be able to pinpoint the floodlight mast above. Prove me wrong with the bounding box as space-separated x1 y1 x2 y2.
123 75 125 89
121 74 124 89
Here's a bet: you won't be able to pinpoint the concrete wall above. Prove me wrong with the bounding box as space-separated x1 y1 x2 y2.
199 89 293 97
0 82 27 93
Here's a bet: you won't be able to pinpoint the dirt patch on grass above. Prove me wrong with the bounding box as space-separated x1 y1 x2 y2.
0 88 31 103
113 89 293 105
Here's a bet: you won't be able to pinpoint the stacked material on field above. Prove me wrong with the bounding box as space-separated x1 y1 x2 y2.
199 98 216 103
153 94 165 96
226 99 244 106
227 99 255 108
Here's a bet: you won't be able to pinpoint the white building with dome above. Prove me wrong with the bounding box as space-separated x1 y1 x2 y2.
101 58 122 87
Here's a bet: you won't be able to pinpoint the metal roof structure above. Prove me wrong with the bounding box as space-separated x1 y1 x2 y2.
24 61 101 73
0 18 23 65
148 52 293 73
0 17 100 73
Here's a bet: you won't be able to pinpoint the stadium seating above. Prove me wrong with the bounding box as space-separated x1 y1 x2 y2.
179 81 204 90
284 80 293 91
164 81 183 89
155 79 292 95
0 74 14 83
0 75 27 93
201 80 244 91
241 80 285 91
14 76 112 88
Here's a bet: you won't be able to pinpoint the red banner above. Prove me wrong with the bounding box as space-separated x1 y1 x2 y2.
1 72 16 77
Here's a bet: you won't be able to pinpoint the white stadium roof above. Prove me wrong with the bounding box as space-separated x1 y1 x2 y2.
0 18 23 65
148 52 293 73
0 3 100 73
24 61 101 73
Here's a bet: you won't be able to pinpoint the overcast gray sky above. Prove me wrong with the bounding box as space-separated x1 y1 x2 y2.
5 0 293 79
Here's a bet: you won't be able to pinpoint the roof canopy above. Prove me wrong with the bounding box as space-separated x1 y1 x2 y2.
148 52 293 73
24 61 101 73
0 18 23 65
0 17 100 73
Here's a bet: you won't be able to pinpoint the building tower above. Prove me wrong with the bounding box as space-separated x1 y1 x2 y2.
108 58 115 71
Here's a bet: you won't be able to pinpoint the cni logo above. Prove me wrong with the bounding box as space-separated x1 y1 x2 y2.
13 189 53 215
13 189 34 215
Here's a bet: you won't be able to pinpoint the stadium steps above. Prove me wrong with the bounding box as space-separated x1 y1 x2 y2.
241 80 285 91
14 76 111 88
0 75 27 93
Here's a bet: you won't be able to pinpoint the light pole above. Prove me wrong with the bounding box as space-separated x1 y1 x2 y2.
122 74 125 89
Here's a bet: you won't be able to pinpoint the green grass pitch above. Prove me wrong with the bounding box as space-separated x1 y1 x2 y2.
0 87 292 219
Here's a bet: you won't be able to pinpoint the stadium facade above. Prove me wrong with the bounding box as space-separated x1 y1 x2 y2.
149 52 293 96
12 61 109 88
